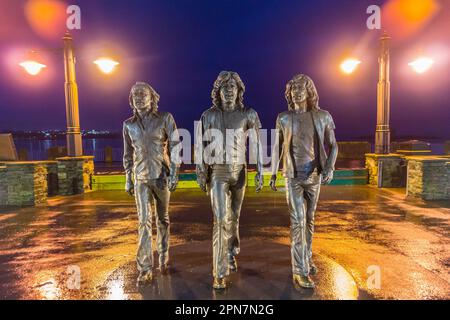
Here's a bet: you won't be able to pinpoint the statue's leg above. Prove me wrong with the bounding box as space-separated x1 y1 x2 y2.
285 178 309 276
303 180 321 265
210 168 231 279
227 167 247 259
151 178 171 269
134 180 153 273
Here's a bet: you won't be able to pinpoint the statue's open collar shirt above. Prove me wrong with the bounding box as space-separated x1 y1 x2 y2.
271 108 337 178
123 110 180 181
195 105 263 176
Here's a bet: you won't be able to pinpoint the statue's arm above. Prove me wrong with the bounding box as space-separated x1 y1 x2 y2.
165 113 181 177
271 115 283 177
123 123 134 194
250 111 264 174
324 114 338 173
249 110 264 192
195 115 209 192
270 115 283 191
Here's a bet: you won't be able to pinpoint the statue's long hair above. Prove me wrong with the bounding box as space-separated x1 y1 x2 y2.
285 74 320 111
211 71 245 109
129 82 160 116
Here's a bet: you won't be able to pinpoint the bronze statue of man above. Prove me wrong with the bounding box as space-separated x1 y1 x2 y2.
123 82 180 286
196 71 264 290
270 74 338 289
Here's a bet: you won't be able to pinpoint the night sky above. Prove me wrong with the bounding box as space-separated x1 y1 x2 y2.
0 0 449 140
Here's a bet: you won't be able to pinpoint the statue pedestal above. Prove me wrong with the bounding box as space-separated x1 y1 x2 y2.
56 156 94 195
365 153 405 188
406 156 450 200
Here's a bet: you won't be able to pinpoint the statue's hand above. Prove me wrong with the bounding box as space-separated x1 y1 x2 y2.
255 172 264 193
168 174 178 192
197 173 208 193
269 174 278 192
125 179 134 196
322 170 334 185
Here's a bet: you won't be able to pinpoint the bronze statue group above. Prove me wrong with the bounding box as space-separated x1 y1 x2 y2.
122 72 338 290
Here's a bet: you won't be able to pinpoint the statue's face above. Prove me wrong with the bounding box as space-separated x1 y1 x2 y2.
219 78 238 105
132 86 152 112
291 81 308 106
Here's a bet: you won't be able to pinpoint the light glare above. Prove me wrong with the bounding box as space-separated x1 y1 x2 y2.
93 58 119 74
19 60 47 76
408 57 434 74
340 58 361 74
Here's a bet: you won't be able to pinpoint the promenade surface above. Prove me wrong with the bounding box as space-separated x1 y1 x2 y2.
0 186 448 299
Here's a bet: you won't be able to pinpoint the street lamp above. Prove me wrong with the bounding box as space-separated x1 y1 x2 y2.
339 32 435 154
18 32 119 157
93 57 119 74
375 32 391 154
408 57 434 74
19 60 47 76
62 31 82 157
340 58 361 74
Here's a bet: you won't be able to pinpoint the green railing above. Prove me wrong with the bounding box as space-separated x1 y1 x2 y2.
92 169 368 191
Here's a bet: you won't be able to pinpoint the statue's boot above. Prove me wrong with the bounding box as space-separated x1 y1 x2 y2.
213 277 228 290
137 270 153 286
159 254 169 274
228 254 238 272
293 274 315 289
309 261 318 275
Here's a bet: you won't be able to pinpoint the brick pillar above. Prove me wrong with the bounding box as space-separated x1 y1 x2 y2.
0 161 50 206
56 156 94 195
407 156 450 200
365 153 405 188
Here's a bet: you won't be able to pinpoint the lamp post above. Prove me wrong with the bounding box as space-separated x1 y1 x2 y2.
375 31 391 154
339 32 435 155
17 34 119 195
63 31 82 157
18 33 119 157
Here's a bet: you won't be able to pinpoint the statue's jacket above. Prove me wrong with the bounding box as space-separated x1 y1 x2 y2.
123 111 180 181
195 105 263 180
271 108 337 178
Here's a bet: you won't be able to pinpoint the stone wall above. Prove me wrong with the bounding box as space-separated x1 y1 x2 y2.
0 161 50 206
407 157 449 200
47 162 59 196
1 157 95 207
56 156 94 195
365 154 406 188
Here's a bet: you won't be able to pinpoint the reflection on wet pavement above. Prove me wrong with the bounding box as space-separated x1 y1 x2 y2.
100 241 358 300
0 186 448 299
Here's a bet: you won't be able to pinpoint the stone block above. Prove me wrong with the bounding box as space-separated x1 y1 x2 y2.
365 153 406 188
0 161 51 207
407 157 449 200
56 156 95 195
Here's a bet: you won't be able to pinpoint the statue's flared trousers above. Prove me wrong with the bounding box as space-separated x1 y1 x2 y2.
209 165 246 279
134 179 170 273
285 172 321 276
